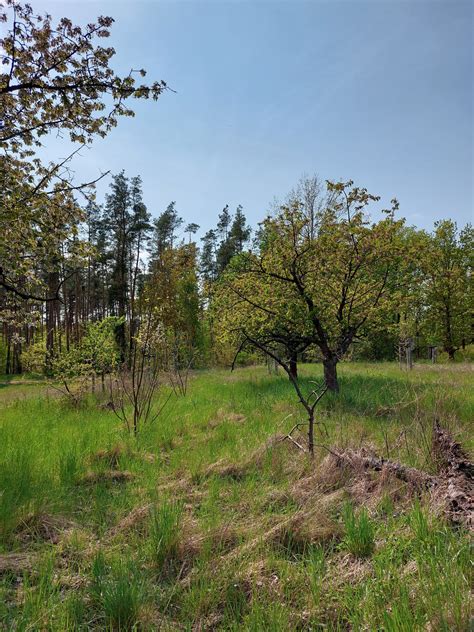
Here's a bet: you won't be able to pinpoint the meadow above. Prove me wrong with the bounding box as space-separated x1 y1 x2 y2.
0 361 472 630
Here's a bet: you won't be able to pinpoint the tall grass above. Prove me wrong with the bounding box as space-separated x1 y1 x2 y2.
342 502 375 558
0 362 472 629
148 500 183 570
91 551 145 630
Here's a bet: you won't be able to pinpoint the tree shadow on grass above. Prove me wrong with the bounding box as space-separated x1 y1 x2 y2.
235 364 427 422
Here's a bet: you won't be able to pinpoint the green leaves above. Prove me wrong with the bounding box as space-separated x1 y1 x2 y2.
214 179 406 368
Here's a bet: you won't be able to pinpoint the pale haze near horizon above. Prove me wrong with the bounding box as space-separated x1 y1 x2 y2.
25 0 473 236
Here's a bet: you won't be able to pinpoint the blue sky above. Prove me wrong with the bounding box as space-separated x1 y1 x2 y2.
35 0 473 235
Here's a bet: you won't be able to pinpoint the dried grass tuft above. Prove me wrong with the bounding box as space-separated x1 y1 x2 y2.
271 508 342 555
77 469 134 485
107 504 153 538
207 408 246 429
325 551 373 588
15 512 77 544
91 444 126 469
204 458 248 481
0 552 36 575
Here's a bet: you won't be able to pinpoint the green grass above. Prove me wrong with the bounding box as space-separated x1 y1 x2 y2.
0 362 472 630
341 503 375 558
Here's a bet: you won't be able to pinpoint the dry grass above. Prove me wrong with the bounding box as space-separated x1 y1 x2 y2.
76 469 134 485
0 552 36 575
14 512 77 545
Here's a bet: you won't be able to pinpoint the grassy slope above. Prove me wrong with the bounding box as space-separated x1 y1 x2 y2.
0 362 472 630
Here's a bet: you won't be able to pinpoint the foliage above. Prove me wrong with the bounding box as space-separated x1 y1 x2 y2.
0 0 165 303
423 221 473 359
50 316 120 403
146 232 202 370
51 317 120 378
214 180 405 392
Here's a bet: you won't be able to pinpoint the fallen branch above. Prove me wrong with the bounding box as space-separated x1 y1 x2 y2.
333 448 436 489
331 424 473 528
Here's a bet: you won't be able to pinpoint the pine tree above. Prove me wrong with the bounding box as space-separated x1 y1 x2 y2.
229 205 251 253
216 204 250 274
102 172 151 362
185 223 200 243
151 202 184 263
217 205 231 241
200 230 218 283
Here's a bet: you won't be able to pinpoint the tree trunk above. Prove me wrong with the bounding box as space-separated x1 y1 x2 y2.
323 356 339 392
115 318 126 364
289 352 298 380
446 346 456 361
308 410 314 456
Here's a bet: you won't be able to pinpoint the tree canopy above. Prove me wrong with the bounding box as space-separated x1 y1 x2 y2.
0 0 166 302
214 181 405 391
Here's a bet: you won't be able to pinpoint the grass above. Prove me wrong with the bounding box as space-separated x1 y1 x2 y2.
0 361 472 630
341 503 375 558
148 501 183 572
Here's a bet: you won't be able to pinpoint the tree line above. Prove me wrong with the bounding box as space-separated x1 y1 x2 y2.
1 169 472 382
1 1 472 393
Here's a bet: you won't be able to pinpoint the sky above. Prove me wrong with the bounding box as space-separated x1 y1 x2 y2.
22 0 474 234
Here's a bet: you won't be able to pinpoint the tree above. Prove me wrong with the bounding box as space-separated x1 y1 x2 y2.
229 205 251 253
423 221 473 359
217 205 231 241
109 310 171 436
215 180 404 393
287 174 332 241
103 172 151 362
0 0 166 302
146 240 202 372
151 202 183 260
216 205 251 274
185 223 200 243
0 1 166 153
51 316 120 404
200 230 218 283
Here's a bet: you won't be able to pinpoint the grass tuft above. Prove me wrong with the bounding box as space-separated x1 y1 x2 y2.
148 500 183 571
342 502 375 558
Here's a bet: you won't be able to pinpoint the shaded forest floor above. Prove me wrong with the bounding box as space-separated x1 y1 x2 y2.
0 362 472 630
